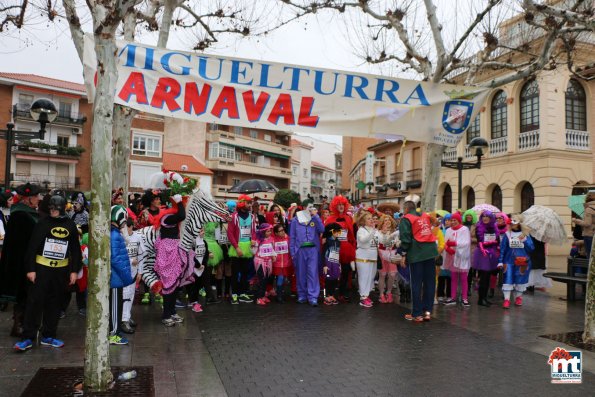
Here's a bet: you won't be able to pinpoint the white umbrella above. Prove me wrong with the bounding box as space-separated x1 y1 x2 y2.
521 205 567 245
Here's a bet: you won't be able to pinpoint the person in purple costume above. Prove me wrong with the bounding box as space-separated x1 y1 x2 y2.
289 205 325 306
472 211 500 307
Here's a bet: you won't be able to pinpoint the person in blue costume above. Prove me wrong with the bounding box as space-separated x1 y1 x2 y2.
497 214 534 309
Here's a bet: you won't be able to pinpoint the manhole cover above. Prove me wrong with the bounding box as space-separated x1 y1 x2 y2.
20 366 154 396
540 331 595 353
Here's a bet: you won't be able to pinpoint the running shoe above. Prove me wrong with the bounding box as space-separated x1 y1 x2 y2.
359 298 372 308
141 293 150 304
199 288 207 298
256 298 267 305
462 299 471 307
14 339 33 351
442 298 456 305
192 303 203 313
231 294 239 305
41 337 65 348
170 314 184 323
238 294 252 303
162 318 176 327
502 299 511 309
175 300 185 308
109 334 129 345
155 294 163 304
515 296 523 306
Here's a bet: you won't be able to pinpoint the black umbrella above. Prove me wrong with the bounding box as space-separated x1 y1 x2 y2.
228 179 279 194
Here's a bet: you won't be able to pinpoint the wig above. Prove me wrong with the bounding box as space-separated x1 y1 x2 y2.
330 195 349 216
475 210 499 242
378 214 397 232
462 209 478 225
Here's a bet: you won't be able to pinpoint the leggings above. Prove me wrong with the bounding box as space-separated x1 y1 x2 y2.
338 263 352 297
450 271 469 300
231 257 251 296
109 287 123 335
477 269 491 301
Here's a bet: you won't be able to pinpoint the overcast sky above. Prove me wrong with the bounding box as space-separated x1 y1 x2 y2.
1 6 397 147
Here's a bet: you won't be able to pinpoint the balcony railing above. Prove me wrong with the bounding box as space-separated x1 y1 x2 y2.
489 137 507 157
518 129 540 151
442 147 457 162
390 172 403 183
464 146 475 159
12 173 79 189
566 129 590 151
376 175 386 185
13 104 87 125
406 168 422 189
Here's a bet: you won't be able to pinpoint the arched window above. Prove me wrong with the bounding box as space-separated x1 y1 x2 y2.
566 79 587 131
491 185 502 210
466 187 475 209
442 184 452 213
491 90 508 139
520 182 534 212
466 115 480 144
520 80 539 132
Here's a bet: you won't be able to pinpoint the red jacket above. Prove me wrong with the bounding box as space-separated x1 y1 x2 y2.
226 212 258 249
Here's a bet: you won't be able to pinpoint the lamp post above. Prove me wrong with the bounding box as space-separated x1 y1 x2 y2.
441 137 489 210
1 99 58 189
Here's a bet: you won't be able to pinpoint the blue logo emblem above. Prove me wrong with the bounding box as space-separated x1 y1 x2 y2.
442 100 474 134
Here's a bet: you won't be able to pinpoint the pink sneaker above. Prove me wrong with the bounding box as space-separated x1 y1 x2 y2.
514 296 523 306
359 298 373 308
256 298 267 305
502 299 510 309
379 294 387 303
386 293 393 303
263 297 271 303
191 303 203 313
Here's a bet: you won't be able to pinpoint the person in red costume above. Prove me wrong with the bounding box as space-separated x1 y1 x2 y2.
324 196 356 302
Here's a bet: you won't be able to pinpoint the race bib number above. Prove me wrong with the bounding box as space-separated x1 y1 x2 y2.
43 238 68 260
127 241 140 257
370 236 378 248
338 229 348 241
274 241 288 254
215 227 229 244
240 225 251 240
196 244 206 257
259 243 274 257
328 250 340 263
509 237 524 249
484 233 496 242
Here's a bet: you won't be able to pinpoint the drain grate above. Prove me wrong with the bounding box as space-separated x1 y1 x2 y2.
20 366 154 397
540 331 595 353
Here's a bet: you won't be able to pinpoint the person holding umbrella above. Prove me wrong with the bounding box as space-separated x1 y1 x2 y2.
572 191 595 257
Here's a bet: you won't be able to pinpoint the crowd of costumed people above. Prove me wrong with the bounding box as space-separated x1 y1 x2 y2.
1 180 582 351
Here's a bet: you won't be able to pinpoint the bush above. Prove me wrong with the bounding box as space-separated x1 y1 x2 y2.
274 189 301 209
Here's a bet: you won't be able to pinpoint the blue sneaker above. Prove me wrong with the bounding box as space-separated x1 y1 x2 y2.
175 300 185 308
14 339 33 351
40 337 65 348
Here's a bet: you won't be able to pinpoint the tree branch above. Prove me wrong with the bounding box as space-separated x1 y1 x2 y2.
422 0 446 82
63 0 85 64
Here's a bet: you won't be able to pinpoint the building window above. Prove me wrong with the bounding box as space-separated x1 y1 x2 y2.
18 93 34 108
292 166 298 175
303 168 308 177
232 178 241 186
442 184 452 213
59 101 73 118
208 123 220 131
233 126 243 135
491 90 508 139
491 185 502 210
57 136 70 147
249 155 258 164
565 79 587 131
466 187 475 209
132 133 162 157
208 142 235 160
15 161 31 176
303 187 308 196
520 182 534 212
264 134 272 142
235 152 242 162
519 80 539 132
466 115 480 144
249 129 258 139
130 163 162 188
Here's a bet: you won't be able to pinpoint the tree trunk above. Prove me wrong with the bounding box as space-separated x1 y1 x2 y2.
584 238 595 343
111 105 133 193
84 32 117 392
420 143 445 212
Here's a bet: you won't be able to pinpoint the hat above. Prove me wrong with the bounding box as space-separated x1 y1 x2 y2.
141 189 161 208
451 212 462 224
323 222 342 238
377 202 400 214
15 183 40 197
71 191 87 206
111 205 128 228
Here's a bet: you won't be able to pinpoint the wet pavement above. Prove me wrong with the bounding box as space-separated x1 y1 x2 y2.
1 282 594 396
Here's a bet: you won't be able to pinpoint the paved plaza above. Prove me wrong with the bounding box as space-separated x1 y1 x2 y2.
1 271 594 396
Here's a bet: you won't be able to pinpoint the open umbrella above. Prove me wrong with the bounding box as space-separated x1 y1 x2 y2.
568 195 586 219
228 179 278 194
522 205 568 245
436 209 450 217
471 203 500 215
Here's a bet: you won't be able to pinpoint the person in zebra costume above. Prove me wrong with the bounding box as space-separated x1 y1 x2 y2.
138 190 230 321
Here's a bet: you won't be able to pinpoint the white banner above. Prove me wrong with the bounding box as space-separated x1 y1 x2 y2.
83 34 490 146
365 152 375 184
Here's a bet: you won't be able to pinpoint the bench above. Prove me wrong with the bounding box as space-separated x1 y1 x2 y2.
544 256 588 301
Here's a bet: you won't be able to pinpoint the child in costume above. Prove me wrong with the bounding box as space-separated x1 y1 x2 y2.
498 214 534 309
472 211 500 307
443 213 471 307
376 214 400 303
321 223 342 305
186 229 210 313
272 223 292 303
436 214 452 302
122 218 143 333
252 223 276 305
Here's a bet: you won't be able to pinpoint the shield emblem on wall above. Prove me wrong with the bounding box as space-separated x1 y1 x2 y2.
442 100 474 134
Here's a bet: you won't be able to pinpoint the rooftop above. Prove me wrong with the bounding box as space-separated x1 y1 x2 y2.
0 72 86 95
290 139 314 149
311 161 334 171
162 152 213 175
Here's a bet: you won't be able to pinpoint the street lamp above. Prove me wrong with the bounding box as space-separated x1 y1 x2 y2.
441 137 489 210
1 99 58 188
